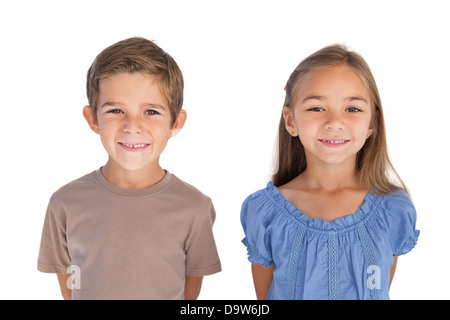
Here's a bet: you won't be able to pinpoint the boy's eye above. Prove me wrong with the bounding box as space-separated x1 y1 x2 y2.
145 110 159 115
346 107 362 112
107 109 123 114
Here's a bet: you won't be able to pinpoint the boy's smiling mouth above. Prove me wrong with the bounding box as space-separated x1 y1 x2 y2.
118 142 151 152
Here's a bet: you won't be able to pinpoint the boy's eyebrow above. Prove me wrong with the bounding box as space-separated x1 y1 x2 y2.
143 103 167 110
101 101 167 109
101 101 124 109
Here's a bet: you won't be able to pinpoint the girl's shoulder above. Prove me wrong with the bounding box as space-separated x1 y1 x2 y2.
240 182 282 223
372 189 417 229
240 181 293 219
375 189 415 211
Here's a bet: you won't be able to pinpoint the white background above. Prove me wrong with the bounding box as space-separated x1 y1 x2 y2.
1 0 448 300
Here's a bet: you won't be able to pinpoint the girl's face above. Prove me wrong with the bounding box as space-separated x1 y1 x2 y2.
283 64 374 168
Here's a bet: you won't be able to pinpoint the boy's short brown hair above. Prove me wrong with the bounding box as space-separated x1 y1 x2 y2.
86 37 183 126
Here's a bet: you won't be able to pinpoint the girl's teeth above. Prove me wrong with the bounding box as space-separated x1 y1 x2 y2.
322 140 346 144
123 143 146 148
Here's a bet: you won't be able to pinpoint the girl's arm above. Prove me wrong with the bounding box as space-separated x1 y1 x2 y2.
389 256 399 289
251 264 274 300
184 276 203 300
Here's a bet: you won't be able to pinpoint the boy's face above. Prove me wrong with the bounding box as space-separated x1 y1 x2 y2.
83 72 185 178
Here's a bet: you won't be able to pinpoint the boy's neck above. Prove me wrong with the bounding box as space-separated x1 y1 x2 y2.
101 160 166 189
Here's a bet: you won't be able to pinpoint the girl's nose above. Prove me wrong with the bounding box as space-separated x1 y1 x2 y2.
324 112 345 131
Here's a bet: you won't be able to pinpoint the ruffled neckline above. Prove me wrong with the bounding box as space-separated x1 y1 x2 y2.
264 181 381 233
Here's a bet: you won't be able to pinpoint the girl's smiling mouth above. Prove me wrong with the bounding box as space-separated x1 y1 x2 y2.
318 139 350 147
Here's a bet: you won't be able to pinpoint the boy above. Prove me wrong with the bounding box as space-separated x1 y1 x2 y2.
37 37 221 300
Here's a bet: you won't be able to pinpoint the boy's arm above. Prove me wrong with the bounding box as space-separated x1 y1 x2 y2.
184 276 203 300
57 274 72 300
251 264 274 300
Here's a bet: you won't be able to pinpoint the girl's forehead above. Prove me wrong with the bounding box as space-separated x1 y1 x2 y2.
300 65 369 96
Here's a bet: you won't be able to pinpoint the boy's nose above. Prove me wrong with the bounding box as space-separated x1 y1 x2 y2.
123 116 143 134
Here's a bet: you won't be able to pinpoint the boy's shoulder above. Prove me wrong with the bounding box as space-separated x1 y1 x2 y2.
168 173 213 206
49 170 97 205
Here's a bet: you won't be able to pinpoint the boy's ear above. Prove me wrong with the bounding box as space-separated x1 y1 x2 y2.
169 109 187 138
83 106 100 134
283 106 298 137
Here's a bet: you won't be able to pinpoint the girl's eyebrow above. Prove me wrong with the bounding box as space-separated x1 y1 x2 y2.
302 95 324 103
301 95 368 103
346 96 368 103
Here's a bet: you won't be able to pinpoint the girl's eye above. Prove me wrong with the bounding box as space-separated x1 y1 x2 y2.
346 107 362 112
308 107 325 112
145 110 159 115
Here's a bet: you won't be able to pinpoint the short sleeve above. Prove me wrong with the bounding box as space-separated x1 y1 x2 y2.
185 200 221 277
240 192 275 267
37 199 71 273
382 193 420 256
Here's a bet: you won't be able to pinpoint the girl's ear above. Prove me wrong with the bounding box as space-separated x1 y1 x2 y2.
169 109 187 138
367 117 375 139
83 106 100 134
283 106 298 137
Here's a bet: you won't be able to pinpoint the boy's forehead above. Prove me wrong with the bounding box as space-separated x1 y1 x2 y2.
98 72 169 107
99 71 160 87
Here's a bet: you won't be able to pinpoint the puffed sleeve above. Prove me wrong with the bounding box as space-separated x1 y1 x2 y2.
240 191 275 267
381 192 420 256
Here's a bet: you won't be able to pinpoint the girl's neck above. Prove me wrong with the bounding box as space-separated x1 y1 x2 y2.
300 159 362 192
279 157 369 223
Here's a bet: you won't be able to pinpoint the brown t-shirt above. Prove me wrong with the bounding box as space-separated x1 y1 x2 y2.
37 169 221 299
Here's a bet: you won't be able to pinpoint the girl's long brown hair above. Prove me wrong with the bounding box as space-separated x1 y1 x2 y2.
272 44 408 195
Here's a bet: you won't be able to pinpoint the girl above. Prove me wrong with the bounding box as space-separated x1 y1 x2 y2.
240 45 419 300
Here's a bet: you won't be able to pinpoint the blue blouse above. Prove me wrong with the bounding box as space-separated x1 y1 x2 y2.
241 182 419 300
